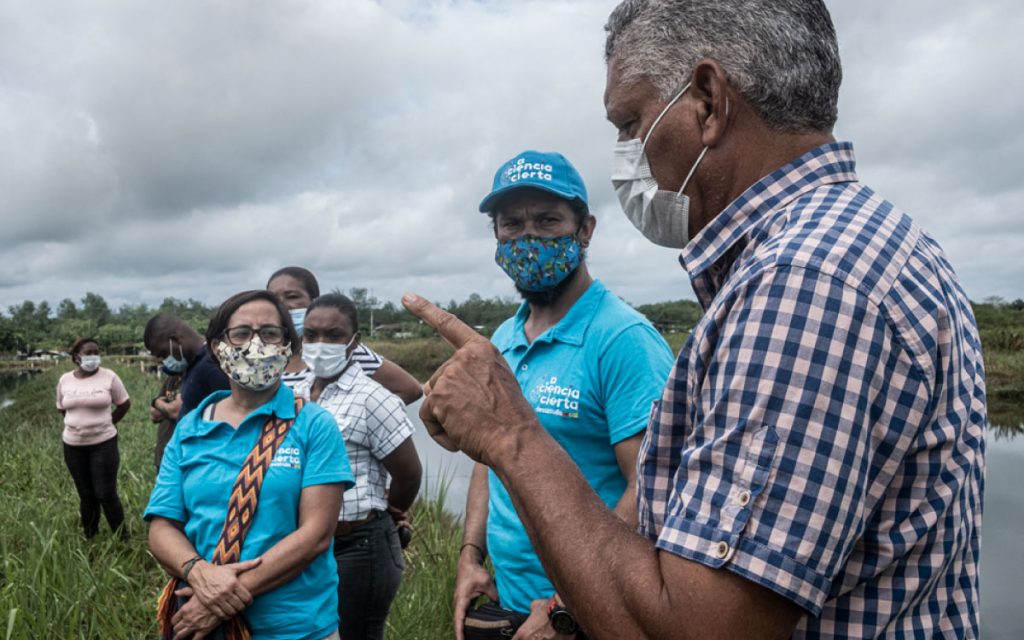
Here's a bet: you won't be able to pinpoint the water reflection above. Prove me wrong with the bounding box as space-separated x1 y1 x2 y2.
988 397 1024 440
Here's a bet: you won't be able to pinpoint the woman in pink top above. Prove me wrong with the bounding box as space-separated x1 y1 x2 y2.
55 337 132 538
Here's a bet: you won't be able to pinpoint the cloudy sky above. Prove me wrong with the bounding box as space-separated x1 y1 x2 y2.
1 0 1021 314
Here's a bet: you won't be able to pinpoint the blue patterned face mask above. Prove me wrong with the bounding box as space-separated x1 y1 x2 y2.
494 234 582 292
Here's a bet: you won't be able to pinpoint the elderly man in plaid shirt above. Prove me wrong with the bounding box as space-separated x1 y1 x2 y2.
403 1 987 638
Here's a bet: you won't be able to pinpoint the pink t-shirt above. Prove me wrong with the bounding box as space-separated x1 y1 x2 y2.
55 368 130 446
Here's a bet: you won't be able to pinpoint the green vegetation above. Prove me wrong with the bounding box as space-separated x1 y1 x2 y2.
0 291 521 356
0 365 460 639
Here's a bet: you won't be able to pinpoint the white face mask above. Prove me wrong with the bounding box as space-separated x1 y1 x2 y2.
79 355 101 372
289 308 306 336
611 82 710 249
301 341 353 379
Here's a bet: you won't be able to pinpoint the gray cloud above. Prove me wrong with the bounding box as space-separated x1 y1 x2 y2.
1 0 1021 315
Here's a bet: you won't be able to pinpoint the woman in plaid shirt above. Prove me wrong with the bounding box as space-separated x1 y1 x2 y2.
294 292 423 640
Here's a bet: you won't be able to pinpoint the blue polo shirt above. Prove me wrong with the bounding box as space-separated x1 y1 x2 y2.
487 279 673 612
145 383 353 640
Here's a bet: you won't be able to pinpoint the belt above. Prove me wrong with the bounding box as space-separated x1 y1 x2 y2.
334 510 385 537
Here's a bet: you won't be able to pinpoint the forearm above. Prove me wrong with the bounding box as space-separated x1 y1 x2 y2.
111 401 131 424
462 463 490 551
387 476 420 513
493 429 669 639
148 518 201 579
236 520 333 597
372 360 424 405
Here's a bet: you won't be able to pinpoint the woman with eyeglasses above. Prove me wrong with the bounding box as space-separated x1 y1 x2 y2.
266 267 423 405
145 290 353 640
56 337 131 539
294 292 422 640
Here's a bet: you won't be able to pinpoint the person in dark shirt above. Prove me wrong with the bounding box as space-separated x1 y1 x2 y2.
144 314 230 417
148 371 182 471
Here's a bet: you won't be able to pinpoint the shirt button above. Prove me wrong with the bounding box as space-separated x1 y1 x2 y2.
521 364 528 371
713 541 730 559
736 490 752 507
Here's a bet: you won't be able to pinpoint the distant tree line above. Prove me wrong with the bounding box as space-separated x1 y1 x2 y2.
1 291 1021 357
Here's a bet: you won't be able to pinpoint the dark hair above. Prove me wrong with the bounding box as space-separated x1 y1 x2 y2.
307 291 360 335
69 337 99 358
143 313 195 350
205 290 299 363
267 266 320 299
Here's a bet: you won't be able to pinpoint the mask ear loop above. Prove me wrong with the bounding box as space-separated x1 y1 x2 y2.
641 82 691 153
675 96 728 197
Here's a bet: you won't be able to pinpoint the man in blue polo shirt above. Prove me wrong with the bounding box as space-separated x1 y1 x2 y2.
452 150 673 638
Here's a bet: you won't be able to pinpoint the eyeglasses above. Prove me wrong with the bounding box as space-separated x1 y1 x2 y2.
222 325 286 346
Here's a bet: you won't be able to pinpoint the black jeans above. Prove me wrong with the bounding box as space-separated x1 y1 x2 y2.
333 513 404 640
62 435 125 537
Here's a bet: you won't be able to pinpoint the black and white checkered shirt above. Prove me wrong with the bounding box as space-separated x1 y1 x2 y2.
295 363 414 521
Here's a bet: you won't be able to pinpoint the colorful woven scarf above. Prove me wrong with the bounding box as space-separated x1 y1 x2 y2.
156 398 305 639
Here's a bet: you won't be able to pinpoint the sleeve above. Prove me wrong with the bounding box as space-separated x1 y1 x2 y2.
364 389 415 460
301 407 355 491
109 372 130 404
144 425 187 523
598 323 675 445
654 266 930 615
352 344 384 376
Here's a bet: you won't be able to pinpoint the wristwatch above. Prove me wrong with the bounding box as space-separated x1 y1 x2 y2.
548 604 579 635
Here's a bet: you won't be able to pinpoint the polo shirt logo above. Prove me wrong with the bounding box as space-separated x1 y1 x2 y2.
533 376 581 419
270 446 302 469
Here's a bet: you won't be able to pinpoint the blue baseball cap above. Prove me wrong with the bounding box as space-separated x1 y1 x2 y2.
478 150 589 213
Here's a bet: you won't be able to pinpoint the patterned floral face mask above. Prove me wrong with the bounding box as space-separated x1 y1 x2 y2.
215 335 292 391
494 234 582 292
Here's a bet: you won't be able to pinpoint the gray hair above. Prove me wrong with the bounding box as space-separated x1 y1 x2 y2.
605 0 841 133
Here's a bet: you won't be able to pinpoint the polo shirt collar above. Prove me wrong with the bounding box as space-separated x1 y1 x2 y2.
506 279 607 350
680 142 859 300
190 382 297 436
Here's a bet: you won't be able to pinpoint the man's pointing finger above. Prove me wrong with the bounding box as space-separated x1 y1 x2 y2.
402 292 482 349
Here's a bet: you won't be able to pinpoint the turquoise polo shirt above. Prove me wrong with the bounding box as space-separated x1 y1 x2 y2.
145 383 353 640
487 279 674 613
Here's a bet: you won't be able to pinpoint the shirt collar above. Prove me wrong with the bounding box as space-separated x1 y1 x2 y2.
190 382 296 437
505 279 607 350
324 362 363 393
679 141 859 292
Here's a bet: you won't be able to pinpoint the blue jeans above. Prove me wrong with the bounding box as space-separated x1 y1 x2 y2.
333 513 404 640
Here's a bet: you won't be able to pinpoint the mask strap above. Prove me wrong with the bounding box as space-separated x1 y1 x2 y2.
674 95 725 196
641 82 691 152
677 146 710 196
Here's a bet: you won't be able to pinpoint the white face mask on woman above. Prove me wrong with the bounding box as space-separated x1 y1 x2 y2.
301 340 353 379
611 82 711 249
79 355 101 372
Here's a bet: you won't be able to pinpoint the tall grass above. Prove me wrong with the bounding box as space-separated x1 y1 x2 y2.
0 366 460 639
365 339 454 384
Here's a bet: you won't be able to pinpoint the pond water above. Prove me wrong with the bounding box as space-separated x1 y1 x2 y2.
407 400 1024 638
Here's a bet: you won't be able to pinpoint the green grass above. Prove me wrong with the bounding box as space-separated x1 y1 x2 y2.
0 365 459 639
365 338 454 384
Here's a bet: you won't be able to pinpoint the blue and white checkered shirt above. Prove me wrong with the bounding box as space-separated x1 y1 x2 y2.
637 142 986 638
